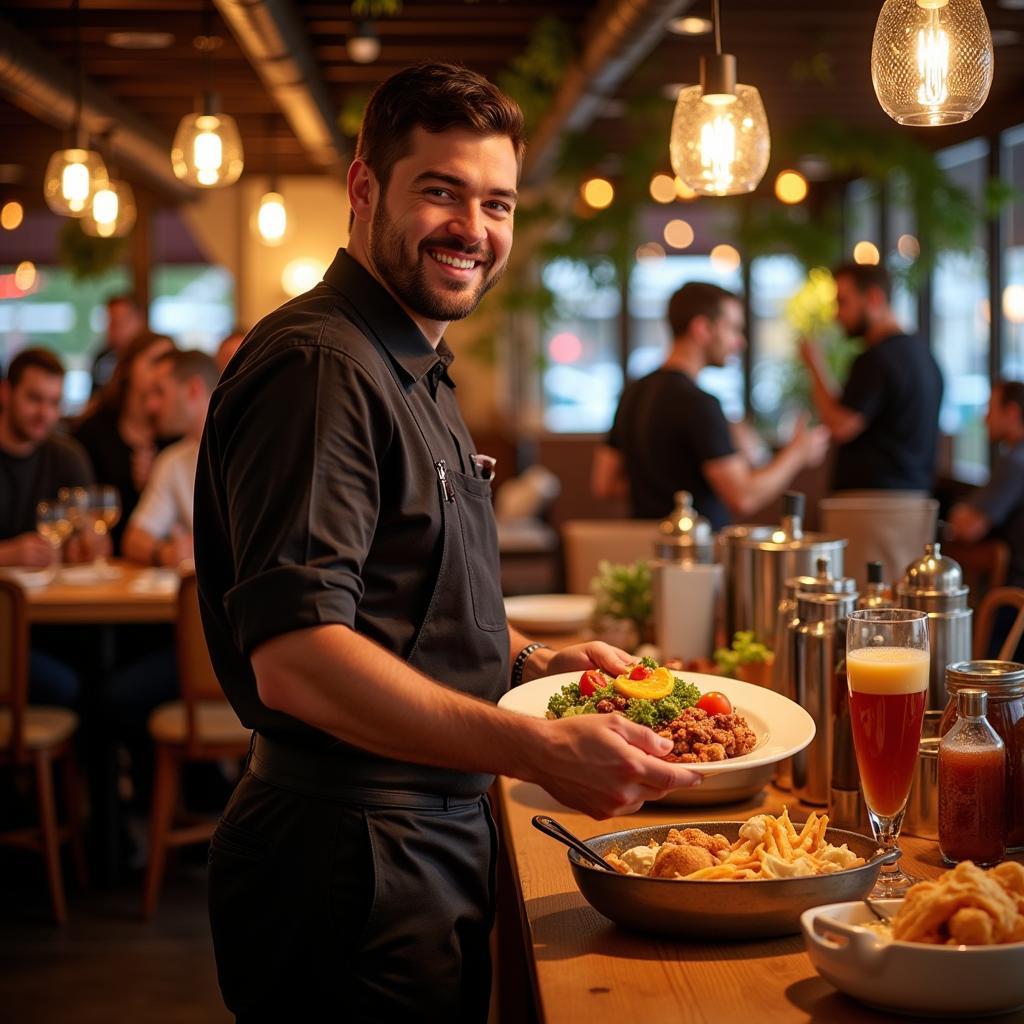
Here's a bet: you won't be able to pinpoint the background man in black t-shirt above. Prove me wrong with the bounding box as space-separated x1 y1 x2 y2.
0 347 94 705
800 263 943 493
592 282 828 528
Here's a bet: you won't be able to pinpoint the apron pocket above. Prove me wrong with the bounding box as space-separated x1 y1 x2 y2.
448 470 507 632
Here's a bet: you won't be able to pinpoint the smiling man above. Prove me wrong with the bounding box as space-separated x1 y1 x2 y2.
194 63 699 1022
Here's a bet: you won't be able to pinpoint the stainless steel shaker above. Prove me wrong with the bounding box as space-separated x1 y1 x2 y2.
772 556 856 791
895 543 973 711
655 491 714 564
791 590 858 807
721 492 847 646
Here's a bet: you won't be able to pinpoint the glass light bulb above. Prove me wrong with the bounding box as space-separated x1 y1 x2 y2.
256 192 287 245
43 148 109 217
670 84 770 197
872 0 993 126
171 109 244 188
81 179 137 238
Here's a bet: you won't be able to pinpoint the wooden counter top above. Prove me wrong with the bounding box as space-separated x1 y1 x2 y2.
493 777 1024 1024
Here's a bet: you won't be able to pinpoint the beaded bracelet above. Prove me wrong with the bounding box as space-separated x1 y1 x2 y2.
511 641 550 688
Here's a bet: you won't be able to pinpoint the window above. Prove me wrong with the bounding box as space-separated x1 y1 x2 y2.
1003 124 1024 381
933 139 990 480
150 264 235 355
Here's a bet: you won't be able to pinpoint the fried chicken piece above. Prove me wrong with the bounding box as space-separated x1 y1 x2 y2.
650 842 714 879
693 742 727 762
604 852 633 875
665 828 730 856
948 907 997 945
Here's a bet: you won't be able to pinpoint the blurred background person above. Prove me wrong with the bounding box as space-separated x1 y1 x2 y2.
592 281 828 528
947 379 1024 657
90 293 146 395
122 349 218 568
0 348 94 707
214 327 247 374
73 332 176 555
800 263 943 494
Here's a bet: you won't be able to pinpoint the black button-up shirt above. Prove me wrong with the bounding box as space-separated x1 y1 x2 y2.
194 250 509 796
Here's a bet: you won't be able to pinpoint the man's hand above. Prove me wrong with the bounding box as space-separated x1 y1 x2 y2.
3 532 54 568
788 412 830 469
526 640 633 684
523 713 701 819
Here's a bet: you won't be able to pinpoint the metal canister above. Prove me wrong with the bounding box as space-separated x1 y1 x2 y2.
773 556 857 791
903 710 944 841
856 561 894 611
792 590 858 806
895 543 972 711
722 492 847 646
655 490 714 564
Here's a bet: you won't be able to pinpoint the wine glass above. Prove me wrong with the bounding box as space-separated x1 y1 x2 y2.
87 484 121 576
846 607 930 898
35 499 72 560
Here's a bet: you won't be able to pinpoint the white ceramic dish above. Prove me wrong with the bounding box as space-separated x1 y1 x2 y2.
802 900 1024 1018
0 566 56 589
498 671 815 805
503 594 595 634
57 563 123 586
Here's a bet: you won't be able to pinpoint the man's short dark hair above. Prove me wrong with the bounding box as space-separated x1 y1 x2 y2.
832 262 892 302
995 379 1024 421
356 62 526 192
7 347 64 388
667 282 739 339
157 348 220 394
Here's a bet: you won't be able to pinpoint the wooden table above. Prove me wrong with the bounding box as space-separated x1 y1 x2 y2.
493 778 1024 1024
25 560 179 624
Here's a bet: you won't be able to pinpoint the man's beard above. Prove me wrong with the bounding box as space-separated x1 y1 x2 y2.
843 314 869 339
9 413 45 445
368 203 505 322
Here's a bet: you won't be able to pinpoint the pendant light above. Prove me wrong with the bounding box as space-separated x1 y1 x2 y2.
669 0 770 197
252 118 289 246
43 0 108 217
170 3 244 188
871 0 993 126
81 135 136 238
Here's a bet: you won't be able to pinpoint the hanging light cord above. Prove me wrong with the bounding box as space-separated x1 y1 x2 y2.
713 0 723 57
72 0 82 146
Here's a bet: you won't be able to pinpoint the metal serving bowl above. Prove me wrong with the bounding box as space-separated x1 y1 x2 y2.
567 820 896 940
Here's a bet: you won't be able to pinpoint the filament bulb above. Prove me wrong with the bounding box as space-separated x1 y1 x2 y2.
700 116 736 192
917 9 950 108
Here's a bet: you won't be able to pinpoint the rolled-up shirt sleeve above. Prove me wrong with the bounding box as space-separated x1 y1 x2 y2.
218 343 393 655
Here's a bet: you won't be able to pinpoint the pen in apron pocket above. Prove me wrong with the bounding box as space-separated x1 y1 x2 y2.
469 453 496 481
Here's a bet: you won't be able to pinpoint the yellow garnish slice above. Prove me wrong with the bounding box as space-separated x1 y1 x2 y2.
613 666 674 701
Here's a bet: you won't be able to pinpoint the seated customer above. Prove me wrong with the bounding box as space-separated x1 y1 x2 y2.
122 349 218 567
0 348 93 705
74 331 177 554
947 379 1024 657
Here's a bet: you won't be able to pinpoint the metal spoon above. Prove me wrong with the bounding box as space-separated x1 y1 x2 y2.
863 897 897 923
531 815 619 872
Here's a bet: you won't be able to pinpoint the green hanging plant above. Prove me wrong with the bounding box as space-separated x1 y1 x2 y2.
57 218 128 281
338 90 371 139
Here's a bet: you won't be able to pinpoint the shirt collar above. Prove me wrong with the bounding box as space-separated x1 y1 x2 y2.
322 248 455 388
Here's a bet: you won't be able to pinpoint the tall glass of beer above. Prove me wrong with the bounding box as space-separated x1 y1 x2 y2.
847 608 930 897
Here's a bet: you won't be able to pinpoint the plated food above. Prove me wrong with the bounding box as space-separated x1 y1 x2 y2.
605 809 865 881
802 864 1024 1017
560 817 892 939
545 658 758 765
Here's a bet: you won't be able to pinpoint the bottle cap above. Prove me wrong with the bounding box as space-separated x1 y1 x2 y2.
867 561 884 584
957 688 988 718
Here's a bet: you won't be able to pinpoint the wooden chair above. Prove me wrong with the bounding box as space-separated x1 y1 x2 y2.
973 586 1024 661
561 519 659 595
942 538 1010 606
0 578 86 924
141 571 251 918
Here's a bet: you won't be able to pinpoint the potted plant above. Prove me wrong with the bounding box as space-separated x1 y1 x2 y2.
589 559 652 652
713 630 775 687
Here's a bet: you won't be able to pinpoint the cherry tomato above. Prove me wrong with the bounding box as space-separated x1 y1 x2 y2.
697 690 733 716
628 664 652 681
579 670 606 698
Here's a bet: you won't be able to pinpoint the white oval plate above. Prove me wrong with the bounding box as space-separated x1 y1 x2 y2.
503 594 595 634
499 671 815 778
0 566 56 589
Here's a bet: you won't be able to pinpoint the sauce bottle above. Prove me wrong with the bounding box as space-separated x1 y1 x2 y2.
938 688 1006 866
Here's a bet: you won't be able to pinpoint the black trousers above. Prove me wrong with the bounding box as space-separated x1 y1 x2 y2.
208 768 497 1023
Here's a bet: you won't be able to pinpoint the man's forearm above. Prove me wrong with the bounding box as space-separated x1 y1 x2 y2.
254 623 542 780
